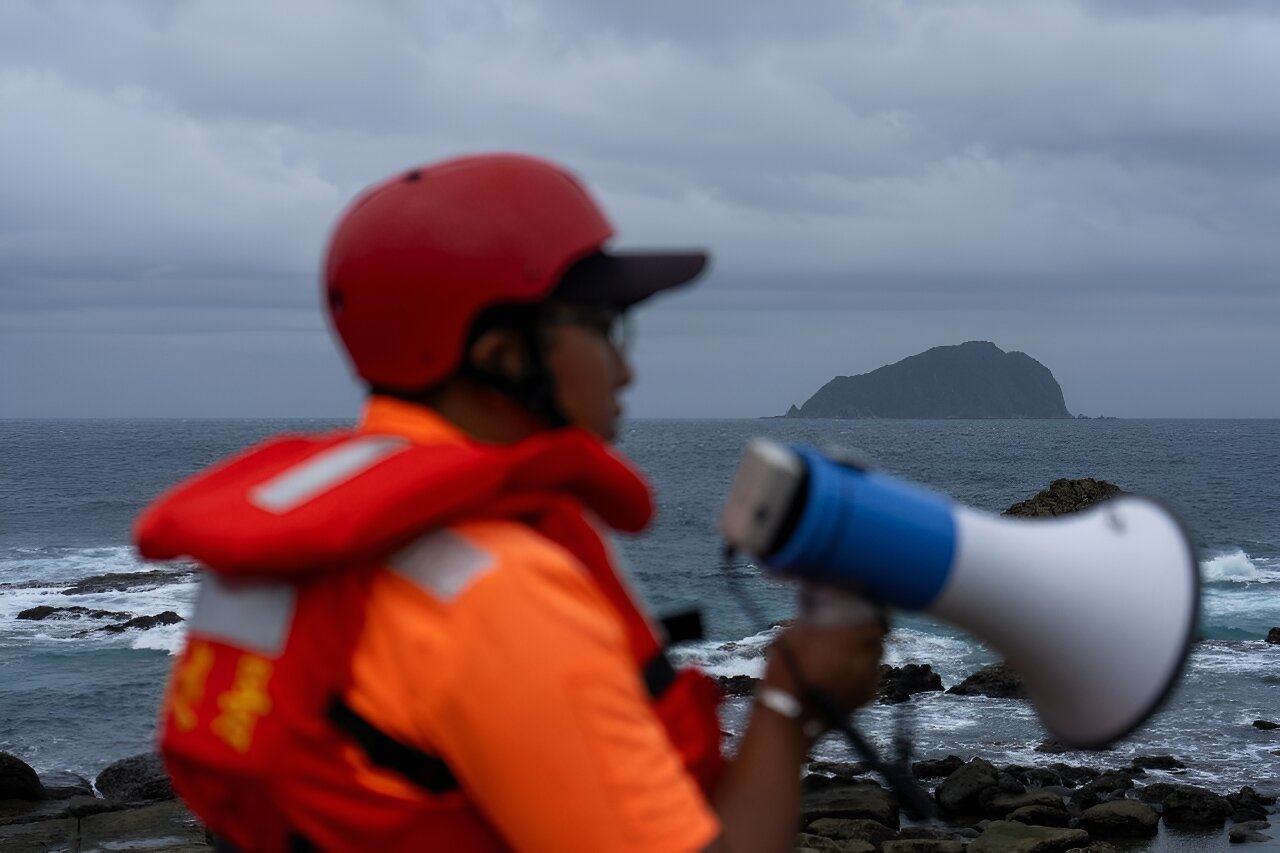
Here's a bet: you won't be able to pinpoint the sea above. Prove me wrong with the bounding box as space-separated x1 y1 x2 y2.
2 417 1278 846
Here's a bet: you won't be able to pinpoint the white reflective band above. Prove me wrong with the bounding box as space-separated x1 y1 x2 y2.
190 573 296 657
249 436 409 514
390 530 494 602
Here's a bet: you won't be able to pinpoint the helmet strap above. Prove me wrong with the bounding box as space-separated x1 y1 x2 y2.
461 320 570 430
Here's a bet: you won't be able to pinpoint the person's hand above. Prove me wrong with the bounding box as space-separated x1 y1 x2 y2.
762 618 886 719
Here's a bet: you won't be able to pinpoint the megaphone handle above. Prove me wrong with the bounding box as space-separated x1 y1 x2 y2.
799 583 886 628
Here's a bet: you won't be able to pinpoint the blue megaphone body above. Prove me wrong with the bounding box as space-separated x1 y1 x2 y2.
720 439 1200 749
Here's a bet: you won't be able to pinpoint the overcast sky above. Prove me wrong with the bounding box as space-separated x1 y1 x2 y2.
2 0 1278 419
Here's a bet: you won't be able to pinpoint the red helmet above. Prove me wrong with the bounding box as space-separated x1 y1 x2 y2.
324 153 705 393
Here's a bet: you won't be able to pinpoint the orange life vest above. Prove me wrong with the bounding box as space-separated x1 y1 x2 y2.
135 427 724 852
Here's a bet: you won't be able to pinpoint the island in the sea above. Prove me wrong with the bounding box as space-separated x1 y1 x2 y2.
785 341 1073 419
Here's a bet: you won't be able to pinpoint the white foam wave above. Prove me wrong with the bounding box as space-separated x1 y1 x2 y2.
0 545 199 651
669 629 776 678
1201 549 1279 584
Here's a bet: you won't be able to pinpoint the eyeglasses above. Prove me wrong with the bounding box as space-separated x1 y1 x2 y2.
539 304 633 353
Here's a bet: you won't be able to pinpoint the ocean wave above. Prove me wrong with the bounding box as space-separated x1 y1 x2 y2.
1201 549 1280 585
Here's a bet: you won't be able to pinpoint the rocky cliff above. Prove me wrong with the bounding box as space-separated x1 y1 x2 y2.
786 341 1072 419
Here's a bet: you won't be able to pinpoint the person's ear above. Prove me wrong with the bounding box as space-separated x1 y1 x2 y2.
466 328 530 382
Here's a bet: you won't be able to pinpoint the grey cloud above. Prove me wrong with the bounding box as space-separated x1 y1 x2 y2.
2 0 1279 416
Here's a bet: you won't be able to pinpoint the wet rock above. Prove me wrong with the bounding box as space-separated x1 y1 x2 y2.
16 604 132 621
1138 783 1232 827
68 794 126 818
968 819 1089 852
1228 819 1280 840
37 771 92 799
984 789 1064 819
1266 627 1280 644
1006 765 1063 788
882 840 965 852
1003 478 1125 518
1035 740 1071 755
1228 786 1277 822
1064 844 1120 853
1008 805 1071 827
61 569 190 596
1047 763 1100 787
802 778 900 828
1128 754 1185 772
1079 801 1158 837
793 831 848 850
97 610 184 634
95 753 173 803
0 797 69 827
78 800 208 851
878 663 944 704
936 757 999 816
914 756 966 780
0 817 78 851
714 674 757 696
948 662 1025 699
1253 720 1279 731
805 761 871 781
0 753 44 801
805 816 896 847
1072 771 1135 808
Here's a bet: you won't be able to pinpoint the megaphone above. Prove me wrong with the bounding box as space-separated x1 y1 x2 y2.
720 439 1199 749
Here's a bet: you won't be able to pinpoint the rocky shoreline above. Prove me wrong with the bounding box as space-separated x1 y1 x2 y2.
3 743 1276 851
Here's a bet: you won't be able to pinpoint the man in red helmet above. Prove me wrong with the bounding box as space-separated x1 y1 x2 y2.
136 154 884 852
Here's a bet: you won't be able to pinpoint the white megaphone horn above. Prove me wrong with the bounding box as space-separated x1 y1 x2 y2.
720 439 1200 749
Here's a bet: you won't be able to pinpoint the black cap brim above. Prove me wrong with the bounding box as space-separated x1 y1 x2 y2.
553 251 708 307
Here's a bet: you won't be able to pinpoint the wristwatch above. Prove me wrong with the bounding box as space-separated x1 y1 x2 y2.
755 685 825 739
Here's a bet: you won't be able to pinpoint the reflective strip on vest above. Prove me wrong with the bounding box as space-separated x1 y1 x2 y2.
249 436 410 514
390 530 494 602
190 573 296 657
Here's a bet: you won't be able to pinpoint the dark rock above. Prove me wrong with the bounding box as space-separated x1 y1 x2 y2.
1072 771 1134 808
1047 763 1099 787
1230 825 1274 844
713 674 757 696
1003 478 1125 518
78 800 209 851
0 753 44 801
936 757 999 816
16 605 131 621
98 611 184 634
1266 628 1280 644
1005 766 1063 788
1140 784 1232 827
914 756 966 780
788 829 849 850
968 819 1089 852
984 790 1064 819
1253 720 1279 731
68 795 125 818
899 825 975 841
1128 754 1185 771
60 569 189 596
37 771 92 799
1035 740 1070 754
0 817 78 851
805 817 897 847
948 662 1025 699
0 797 69 827
788 341 1073 420
882 840 965 852
95 753 173 803
1008 805 1072 827
878 663 944 704
1079 801 1158 837
802 778 900 829
805 761 871 781
1228 787 1275 822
